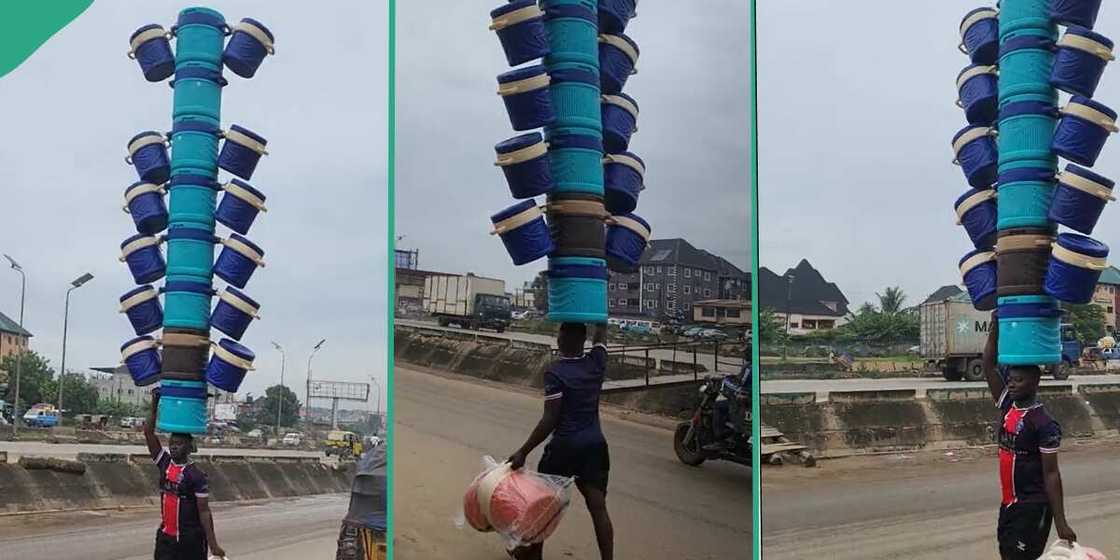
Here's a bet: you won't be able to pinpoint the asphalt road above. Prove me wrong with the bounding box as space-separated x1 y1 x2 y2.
762 374 1120 396
0 441 323 461
393 366 752 560
0 494 348 559
761 443 1120 558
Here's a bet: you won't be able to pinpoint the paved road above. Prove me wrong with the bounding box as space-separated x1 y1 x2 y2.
0 441 323 461
762 374 1120 396
393 366 752 559
0 494 347 559
761 443 1120 558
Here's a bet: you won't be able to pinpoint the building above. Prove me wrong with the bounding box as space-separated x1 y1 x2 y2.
1093 266 1120 333
758 259 850 335
692 299 752 326
607 238 751 322
0 310 31 362
90 366 152 409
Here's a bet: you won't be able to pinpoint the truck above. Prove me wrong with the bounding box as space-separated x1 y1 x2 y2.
22 404 60 428
920 292 1079 381
424 273 511 332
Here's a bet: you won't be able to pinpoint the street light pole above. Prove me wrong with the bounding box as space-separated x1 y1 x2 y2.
272 341 285 436
4 254 25 437
58 272 93 427
305 339 325 422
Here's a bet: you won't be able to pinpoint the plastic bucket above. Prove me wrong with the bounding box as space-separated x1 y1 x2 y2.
490 200 555 265
1051 27 1114 97
165 225 217 280
605 213 650 273
542 5 599 67
547 131 605 194
545 192 607 258
214 233 265 289
129 24 174 82
161 280 215 331
462 463 568 541
1045 233 1109 303
998 37 1056 102
124 182 169 235
127 131 171 185
121 336 161 387
120 234 166 285
996 227 1055 296
169 119 221 176
491 1 549 66
160 330 210 374
598 0 637 33
952 125 998 188
170 64 227 123
598 33 638 95
1052 96 1119 166
168 174 219 228
957 65 998 126
1050 0 1103 28
210 287 260 340
959 8 999 65
216 179 267 234
960 248 998 310
206 339 255 393
997 100 1057 166
223 18 274 78
156 379 208 434
603 151 643 213
495 133 554 199
1049 164 1115 234
171 7 228 70
601 93 638 153
218 125 268 180
549 67 602 130
497 65 555 131
954 188 998 248
996 167 1055 229
120 285 163 336
547 257 608 322
997 0 1051 33
997 295 1061 365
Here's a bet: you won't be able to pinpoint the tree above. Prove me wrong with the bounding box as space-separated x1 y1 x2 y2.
96 399 143 418
43 372 100 415
0 351 56 411
836 299 919 346
251 385 302 430
876 287 907 314
530 271 549 313
756 307 787 346
1068 304 1106 344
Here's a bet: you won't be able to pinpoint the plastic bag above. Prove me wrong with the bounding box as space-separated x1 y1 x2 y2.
457 455 574 549
1042 540 1108 560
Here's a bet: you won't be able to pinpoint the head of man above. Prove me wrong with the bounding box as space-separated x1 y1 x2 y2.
557 322 587 358
1005 365 1042 403
169 432 195 463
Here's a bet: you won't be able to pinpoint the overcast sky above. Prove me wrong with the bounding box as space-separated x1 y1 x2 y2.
396 1 753 289
758 1 1120 310
0 1 388 411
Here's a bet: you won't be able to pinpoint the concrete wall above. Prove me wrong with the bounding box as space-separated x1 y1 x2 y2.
0 453 350 515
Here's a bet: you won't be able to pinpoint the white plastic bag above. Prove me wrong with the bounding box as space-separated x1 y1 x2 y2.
457 455 575 549
1042 540 1108 560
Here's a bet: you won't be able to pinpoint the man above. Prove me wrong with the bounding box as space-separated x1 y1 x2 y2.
983 317 1076 559
708 342 751 451
508 322 614 560
144 388 226 559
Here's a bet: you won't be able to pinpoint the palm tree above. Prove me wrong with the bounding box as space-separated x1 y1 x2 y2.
876 287 906 314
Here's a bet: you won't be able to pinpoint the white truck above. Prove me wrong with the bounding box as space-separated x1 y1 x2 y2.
424 273 511 332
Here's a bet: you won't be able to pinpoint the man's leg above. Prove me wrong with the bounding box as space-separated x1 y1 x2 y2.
576 481 613 560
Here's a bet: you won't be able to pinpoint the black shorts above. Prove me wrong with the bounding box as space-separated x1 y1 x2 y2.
154 529 207 560
538 439 610 493
997 502 1052 560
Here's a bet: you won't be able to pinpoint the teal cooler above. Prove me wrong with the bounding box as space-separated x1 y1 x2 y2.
157 379 208 434
998 36 1056 103
996 167 1056 229
547 256 608 323
546 129 604 194
162 280 214 330
168 174 219 228
542 4 599 67
165 225 216 279
171 63 226 123
997 100 1057 167
172 7 227 71
170 119 221 176
997 295 1062 365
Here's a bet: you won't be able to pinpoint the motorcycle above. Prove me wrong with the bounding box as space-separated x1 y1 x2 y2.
673 374 751 467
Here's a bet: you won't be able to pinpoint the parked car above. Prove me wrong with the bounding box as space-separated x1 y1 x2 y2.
682 327 705 338
282 432 303 446
247 428 264 439
698 329 729 341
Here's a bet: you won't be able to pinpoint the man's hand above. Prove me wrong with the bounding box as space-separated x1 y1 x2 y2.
1056 521 1077 543
209 543 226 558
507 450 527 470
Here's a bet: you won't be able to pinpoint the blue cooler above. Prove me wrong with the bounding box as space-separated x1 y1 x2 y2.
206 339 255 393
497 65 555 131
598 33 638 95
124 182 169 235
547 131 604 194
1052 96 1119 167
210 287 260 340
171 63 227 123
1045 233 1109 303
998 37 1056 103
1050 0 1103 28
165 225 216 280
997 100 1057 166
997 295 1061 366
957 64 998 126
959 8 999 65
495 133 554 199
120 234 166 285
161 280 214 331
601 93 639 153
223 18 275 78
490 1 549 66
960 249 998 311
549 66 602 130
543 4 600 67
605 213 650 273
1051 27 1114 97
121 336 161 387
215 179 267 235
170 119 221 176
172 7 228 70
214 233 265 289
120 285 163 336
997 167 1055 229
491 200 555 265
218 125 268 180
129 24 174 82
952 125 998 188
168 174 220 228
1049 164 1115 234
603 151 643 213
954 188 998 248
598 0 637 33
547 256 608 323
157 379 209 434
127 131 171 185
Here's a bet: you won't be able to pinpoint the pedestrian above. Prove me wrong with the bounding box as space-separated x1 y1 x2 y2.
143 388 226 560
507 322 614 560
982 318 1076 559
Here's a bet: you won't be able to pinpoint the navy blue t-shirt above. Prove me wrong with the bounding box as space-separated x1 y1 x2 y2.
544 344 607 447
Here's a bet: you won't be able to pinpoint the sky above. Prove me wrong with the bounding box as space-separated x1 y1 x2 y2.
758 1 1120 311
0 1 389 412
395 0 754 289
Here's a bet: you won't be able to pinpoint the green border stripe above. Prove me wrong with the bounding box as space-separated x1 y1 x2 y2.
0 1 93 79
749 0 762 557
386 0 397 557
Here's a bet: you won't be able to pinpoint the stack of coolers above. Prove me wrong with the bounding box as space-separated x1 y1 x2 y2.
954 0 1113 369
120 7 273 435
489 0 645 324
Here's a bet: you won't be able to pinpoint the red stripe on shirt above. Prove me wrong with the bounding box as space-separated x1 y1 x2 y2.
1000 407 1027 506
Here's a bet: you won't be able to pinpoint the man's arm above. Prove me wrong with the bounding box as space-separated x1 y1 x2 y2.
143 388 161 458
591 322 607 346
507 399 562 470
983 315 1005 405
1042 452 1076 543
197 496 225 557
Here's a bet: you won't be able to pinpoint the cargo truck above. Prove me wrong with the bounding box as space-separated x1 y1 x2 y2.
920 292 1078 381
424 273 511 332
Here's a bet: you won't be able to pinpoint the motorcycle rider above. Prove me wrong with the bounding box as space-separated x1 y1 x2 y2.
706 340 752 451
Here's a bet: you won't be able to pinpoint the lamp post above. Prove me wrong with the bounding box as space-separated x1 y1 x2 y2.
305 339 325 422
4 254 25 437
368 373 382 425
271 341 285 436
783 273 795 361
58 272 94 426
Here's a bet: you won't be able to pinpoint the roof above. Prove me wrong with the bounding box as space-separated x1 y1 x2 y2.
758 259 850 317
921 285 964 305
0 311 31 337
1099 266 1120 285
694 299 751 308
639 238 750 280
